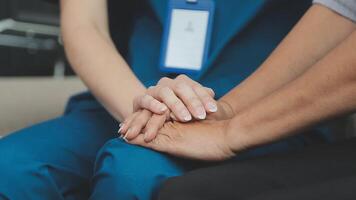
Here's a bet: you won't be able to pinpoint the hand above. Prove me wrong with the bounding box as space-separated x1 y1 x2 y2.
127 120 239 161
118 75 218 141
133 75 217 122
119 100 236 142
119 110 168 142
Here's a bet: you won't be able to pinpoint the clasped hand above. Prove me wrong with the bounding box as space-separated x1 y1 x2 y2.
118 75 237 161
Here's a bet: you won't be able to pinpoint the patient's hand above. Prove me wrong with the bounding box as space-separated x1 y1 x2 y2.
119 100 235 142
128 120 238 161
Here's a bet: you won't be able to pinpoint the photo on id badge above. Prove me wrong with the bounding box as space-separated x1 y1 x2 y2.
160 0 215 75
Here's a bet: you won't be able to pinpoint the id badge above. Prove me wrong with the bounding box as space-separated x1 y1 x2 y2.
160 0 215 75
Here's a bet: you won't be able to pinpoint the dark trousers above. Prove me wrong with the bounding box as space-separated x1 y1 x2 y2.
159 138 356 200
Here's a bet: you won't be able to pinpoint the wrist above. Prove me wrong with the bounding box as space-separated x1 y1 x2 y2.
224 116 253 154
208 100 235 120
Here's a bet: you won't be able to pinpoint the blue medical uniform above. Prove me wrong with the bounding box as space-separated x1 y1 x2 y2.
0 0 323 199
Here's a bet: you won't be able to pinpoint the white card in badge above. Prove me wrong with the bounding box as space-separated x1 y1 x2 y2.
160 0 215 74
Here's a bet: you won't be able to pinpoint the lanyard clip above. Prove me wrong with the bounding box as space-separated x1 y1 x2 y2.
186 0 198 3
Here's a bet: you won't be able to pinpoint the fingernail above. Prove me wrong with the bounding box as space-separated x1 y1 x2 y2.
119 135 124 139
197 112 206 120
207 102 218 112
196 107 206 120
170 113 177 121
182 111 192 121
123 133 129 142
118 126 123 134
119 123 123 128
160 105 168 112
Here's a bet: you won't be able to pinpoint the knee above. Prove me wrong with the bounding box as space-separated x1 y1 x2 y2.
94 138 183 181
92 139 185 199
0 144 32 193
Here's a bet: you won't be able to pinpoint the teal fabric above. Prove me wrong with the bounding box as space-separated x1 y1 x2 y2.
0 1 326 200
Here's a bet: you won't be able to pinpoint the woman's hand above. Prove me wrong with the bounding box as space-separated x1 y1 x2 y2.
135 75 217 121
118 75 219 141
127 120 240 161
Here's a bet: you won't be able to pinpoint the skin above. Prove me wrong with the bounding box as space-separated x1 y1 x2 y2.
128 5 356 161
60 0 216 123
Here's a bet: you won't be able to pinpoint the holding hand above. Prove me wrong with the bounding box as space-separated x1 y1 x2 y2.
136 75 218 121
127 120 241 161
119 75 218 141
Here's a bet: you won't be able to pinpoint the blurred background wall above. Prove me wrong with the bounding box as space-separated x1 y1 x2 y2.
0 0 85 137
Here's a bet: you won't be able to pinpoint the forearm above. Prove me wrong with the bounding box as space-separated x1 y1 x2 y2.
220 4 355 115
61 0 145 121
228 30 356 152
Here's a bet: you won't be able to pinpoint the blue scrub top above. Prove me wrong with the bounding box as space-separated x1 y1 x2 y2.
108 0 312 98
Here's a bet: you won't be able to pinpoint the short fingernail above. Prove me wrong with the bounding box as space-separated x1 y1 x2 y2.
197 109 206 120
160 105 168 112
182 111 192 121
170 113 177 121
207 102 218 112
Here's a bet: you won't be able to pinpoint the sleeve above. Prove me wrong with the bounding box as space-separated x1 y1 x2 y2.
313 0 356 22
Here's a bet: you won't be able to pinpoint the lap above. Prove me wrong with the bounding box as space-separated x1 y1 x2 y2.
91 133 320 200
159 138 356 200
91 138 199 200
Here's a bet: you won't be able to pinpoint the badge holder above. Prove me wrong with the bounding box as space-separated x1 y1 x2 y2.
160 0 215 75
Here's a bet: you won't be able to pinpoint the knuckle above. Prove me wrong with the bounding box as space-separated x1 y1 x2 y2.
158 77 171 85
172 100 184 110
202 95 214 103
193 85 204 92
149 100 159 110
176 74 189 81
175 82 188 91
159 86 171 96
189 98 202 106
147 86 157 94
142 94 151 102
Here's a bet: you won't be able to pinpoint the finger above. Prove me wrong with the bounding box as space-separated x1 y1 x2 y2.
194 86 218 113
175 75 216 113
155 86 192 122
128 133 165 152
170 112 178 121
143 114 167 142
124 110 152 141
174 83 206 120
204 87 215 98
134 94 168 114
119 112 139 136
127 134 152 148
157 77 173 86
